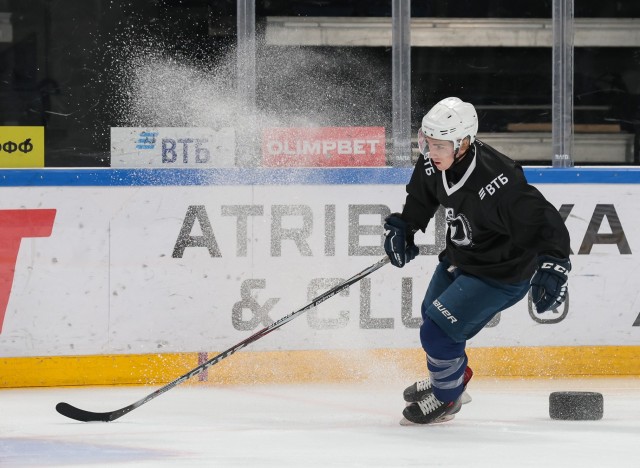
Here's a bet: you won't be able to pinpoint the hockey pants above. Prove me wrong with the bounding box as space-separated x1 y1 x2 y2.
420 259 530 402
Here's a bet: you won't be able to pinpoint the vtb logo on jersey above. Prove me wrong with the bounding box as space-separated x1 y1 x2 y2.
445 208 473 247
423 156 436 176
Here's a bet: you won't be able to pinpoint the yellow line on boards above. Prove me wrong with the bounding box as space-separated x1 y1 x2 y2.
1 346 639 388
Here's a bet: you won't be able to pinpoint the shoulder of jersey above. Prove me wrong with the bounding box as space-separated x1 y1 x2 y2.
475 141 524 202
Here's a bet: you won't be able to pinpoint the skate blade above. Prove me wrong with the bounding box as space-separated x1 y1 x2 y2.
399 414 456 426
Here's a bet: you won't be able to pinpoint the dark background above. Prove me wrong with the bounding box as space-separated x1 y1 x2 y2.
0 0 638 166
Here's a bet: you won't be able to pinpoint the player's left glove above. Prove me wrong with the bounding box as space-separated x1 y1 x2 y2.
384 213 419 268
530 255 571 313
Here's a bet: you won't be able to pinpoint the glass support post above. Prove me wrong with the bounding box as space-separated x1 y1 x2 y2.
552 0 574 167
237 0 256 165
391 0 412 167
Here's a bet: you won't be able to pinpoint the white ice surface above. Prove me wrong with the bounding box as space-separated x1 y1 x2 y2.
1 378 639 467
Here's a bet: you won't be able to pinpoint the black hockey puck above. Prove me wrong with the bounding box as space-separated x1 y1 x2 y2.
549 391 603 420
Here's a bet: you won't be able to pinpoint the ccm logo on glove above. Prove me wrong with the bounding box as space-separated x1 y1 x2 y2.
541 262 569 275
530 255 571 313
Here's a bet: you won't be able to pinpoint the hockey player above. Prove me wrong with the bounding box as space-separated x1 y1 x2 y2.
384 97 571 424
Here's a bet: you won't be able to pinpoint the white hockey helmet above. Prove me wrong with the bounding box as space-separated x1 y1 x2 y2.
418 97 478 157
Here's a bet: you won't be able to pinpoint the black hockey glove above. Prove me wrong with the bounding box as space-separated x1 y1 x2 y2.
530 255 571 313
384 214 419 268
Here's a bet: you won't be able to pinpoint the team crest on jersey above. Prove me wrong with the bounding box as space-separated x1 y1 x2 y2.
445 208 473 247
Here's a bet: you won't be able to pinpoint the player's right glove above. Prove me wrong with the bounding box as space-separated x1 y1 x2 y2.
384 213 419 268
530 255 571 313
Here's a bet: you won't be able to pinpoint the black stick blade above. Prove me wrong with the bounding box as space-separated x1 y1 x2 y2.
56 402 121 422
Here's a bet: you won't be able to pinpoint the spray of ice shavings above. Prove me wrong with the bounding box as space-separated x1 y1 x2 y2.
253 45 391 128
121 49 234 129
115 38 390 133
114 40 391 181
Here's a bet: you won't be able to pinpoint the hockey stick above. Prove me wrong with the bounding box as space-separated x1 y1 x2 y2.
56 256 390 422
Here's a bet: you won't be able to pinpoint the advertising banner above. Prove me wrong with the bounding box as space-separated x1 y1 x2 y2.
262 127 386 167
0 175 639 358
110 127 236 167
0 126 44 168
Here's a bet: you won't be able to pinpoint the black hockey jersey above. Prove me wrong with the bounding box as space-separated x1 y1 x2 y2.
401 140 570 283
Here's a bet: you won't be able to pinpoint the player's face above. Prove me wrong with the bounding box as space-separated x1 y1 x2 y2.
425 137 455 171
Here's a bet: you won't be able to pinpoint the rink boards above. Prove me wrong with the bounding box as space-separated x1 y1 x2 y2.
1 167 639 387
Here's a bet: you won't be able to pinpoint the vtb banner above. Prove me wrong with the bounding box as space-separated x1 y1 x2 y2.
262 127 386 167
0 126 45 168
110 127 236 168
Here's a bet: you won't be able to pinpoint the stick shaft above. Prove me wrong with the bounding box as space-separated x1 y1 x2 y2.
138 256 389 401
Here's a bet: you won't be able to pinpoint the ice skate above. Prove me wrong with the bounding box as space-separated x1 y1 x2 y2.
400 393 463 425
403 366 473 404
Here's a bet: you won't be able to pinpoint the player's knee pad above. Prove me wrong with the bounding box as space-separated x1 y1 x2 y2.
420 317 465 358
